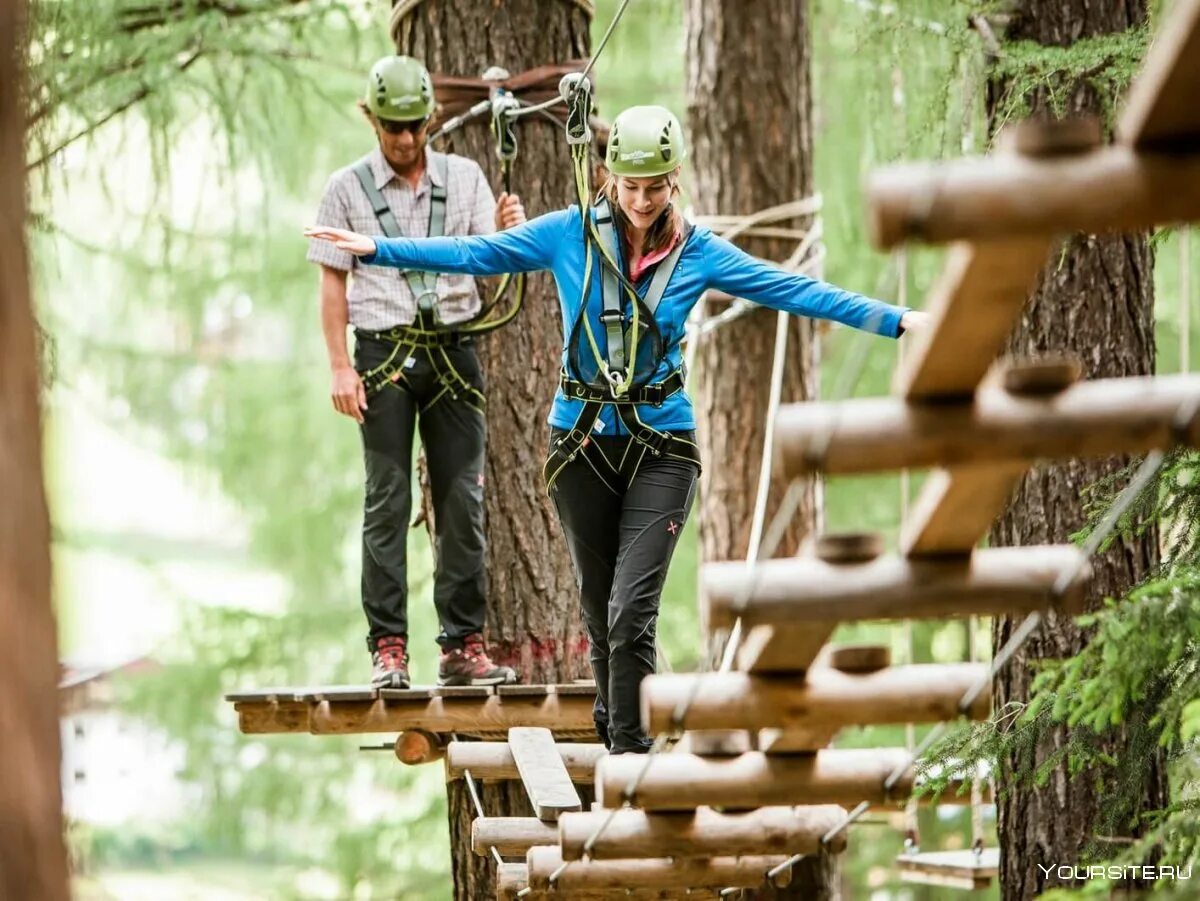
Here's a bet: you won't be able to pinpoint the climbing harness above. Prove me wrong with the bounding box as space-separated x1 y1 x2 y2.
544 91 701 490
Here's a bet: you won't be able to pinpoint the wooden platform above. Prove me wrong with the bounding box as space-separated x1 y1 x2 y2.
226 683 600 742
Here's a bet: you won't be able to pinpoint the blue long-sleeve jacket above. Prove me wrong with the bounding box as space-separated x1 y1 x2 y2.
363 206 908 433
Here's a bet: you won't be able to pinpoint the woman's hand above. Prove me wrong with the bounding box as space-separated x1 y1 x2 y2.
304 226 377 256
900 309 931 334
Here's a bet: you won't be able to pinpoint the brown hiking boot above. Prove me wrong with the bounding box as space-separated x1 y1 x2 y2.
438 633 518 686
371 635 411 689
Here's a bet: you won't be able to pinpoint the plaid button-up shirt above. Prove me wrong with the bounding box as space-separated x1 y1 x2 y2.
307 146 497 330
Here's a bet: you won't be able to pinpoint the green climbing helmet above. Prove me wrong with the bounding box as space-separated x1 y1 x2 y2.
605 105 687 178
365 55 435 122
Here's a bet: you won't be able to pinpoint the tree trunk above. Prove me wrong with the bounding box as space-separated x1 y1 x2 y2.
393 3 591 898
985 3 1168 898
686 1 831 897
0 2 70 899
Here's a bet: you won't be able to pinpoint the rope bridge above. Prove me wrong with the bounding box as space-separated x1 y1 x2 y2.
227 0 1200 895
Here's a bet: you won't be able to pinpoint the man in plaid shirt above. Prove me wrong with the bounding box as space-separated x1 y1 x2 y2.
307 55 526 689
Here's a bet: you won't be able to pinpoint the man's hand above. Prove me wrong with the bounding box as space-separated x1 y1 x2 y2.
331 365 368 424
305 226 377 256
494 192 526 231
900 309 932 334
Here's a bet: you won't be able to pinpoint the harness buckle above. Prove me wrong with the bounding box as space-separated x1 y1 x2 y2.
636 428 666 456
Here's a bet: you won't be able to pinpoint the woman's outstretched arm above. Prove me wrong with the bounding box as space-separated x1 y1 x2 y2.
703 232 928 337
304 208 571 277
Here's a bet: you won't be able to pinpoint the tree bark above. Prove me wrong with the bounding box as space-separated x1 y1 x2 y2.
985 3 1168 898
685 1 831 897
393 3 592 898
0 2 70 898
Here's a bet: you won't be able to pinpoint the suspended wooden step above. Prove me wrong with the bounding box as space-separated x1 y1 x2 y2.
225 682 598 740
868 144 1200 248
446 741 607 782
703 545 1089 631
508 727 582 822
471 817 557 858
596 749 980 812
526 846 792 892
896 847 1000 891
773 374 1200 476
557 804 848 861
641 665 989 736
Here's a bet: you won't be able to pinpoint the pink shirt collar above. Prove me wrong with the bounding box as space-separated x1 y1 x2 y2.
627 230 681 282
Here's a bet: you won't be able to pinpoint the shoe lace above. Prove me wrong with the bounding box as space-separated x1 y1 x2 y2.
376 638 407 667
463 634 487 662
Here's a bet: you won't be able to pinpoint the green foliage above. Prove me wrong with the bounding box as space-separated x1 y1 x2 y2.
919 451 1200 872
988 27 1151 129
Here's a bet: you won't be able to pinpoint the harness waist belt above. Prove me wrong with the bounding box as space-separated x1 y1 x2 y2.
356 325 474 348
559 370 685 406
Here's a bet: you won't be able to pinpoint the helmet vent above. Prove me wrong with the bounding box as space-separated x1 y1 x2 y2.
659 124 673 162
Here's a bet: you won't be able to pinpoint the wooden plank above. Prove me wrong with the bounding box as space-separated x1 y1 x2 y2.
774 373 1200 475
736 623 833 674
597 748 939 812
446 741 607 782
703 545 1090 630
526 846 792 891
378 686 437 701
897 848 999 890
225 688 298 703
552 682 598 696
1118 0 1200 149
496 684 552 698
642 665 990 735
509 727 582 822
868 148 1200 249
902 464 1026 555
292 685 377 702
893 239 1053 400
471 817 558 857
434 685 494 698
558 805 849 860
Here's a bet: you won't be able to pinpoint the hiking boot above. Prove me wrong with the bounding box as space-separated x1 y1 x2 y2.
371 635 411 689
438 633 518 686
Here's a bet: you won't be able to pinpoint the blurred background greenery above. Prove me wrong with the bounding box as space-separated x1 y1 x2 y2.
30 0 1191 898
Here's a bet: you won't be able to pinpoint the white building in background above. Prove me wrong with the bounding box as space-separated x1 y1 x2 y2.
59 658 194 827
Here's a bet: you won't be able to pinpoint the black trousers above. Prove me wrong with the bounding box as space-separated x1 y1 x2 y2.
546 427 700 753
355 332 488 650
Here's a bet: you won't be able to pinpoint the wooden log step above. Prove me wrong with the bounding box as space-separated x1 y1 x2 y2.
446 741 607 783
775 374 1200 476
393 730 444 766
596 749 959 811
676 730 754 757
703 545 1089 630
641 666 990 735
471 817 557 857
508 727 583 822
868 145 1200 249
897 847 999 891
734 622 834 675
526 846 792 891
558 805 849 861
828 643 891 673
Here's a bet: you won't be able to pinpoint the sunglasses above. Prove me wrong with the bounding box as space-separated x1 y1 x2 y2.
378 117 428 136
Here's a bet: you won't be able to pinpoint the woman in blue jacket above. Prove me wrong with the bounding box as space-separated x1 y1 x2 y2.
306 105 927 753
